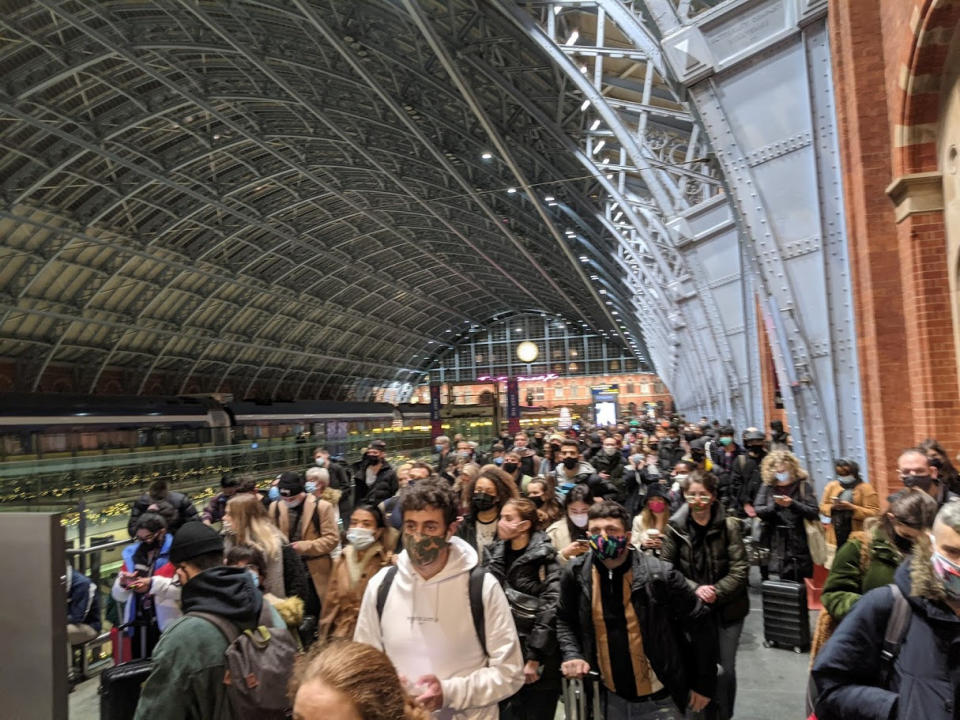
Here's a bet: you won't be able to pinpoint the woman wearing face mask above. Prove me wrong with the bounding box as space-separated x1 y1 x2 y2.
546 484 595 565
318 505 390 640
222 493 289 598
755 450 820 580
818 458 880 550
526 477 562 527
455 466 519 561
811 489 938 660
502 449 534 494
811 501 960 720
661 471 749 720
631 484 673 554
485 499 562 720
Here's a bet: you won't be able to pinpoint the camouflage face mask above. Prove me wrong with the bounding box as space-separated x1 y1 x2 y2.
403 532 448 567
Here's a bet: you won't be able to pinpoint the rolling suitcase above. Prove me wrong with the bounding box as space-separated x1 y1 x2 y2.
761 578 810 652
99 659 152 720
562 673 602 720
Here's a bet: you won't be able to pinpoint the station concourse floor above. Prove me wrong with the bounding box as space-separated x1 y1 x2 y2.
69 567 810 719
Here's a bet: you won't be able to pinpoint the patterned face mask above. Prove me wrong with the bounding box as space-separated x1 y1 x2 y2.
402 532 448 568
930 534 960 600
589 531 630 561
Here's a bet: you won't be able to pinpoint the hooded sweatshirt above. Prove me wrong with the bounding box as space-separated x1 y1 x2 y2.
354 536 524 720
134 567 281 720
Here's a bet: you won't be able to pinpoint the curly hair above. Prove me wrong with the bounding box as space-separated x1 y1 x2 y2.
462 465 520 509
400 477 460 526
760 449 809 486
290 639 429 720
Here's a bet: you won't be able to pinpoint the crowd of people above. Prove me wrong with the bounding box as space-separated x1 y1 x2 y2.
68 416 960 720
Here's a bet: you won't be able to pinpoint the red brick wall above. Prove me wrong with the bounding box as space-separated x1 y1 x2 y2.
830 0 960 498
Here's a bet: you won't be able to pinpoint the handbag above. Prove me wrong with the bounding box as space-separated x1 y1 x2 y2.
804 518 828 566
504 587 541 636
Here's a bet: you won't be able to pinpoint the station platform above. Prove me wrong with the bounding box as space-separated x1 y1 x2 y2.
68 568 809 720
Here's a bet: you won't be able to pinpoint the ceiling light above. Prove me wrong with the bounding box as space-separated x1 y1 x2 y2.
614 211 623 221
602 157 610 165
592 140 606 155
580 99 591 111
579 255 589 262
590 120 601 131
579 64 589 73
481 151 493 160
564 30 579 45
544 195 555 202
548 202 559 207
507 187 517 194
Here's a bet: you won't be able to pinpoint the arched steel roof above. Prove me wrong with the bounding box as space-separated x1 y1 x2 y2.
0 0 650 400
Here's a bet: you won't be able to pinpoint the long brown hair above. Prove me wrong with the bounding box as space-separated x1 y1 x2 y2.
291 640 429 720
504 497 540 533
226 492 281 558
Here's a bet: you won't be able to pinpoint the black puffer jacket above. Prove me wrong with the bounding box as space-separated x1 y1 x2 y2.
660 504 750 625
755 478 819 577
556 550 717 710
128 490 199 536
485 531 562 663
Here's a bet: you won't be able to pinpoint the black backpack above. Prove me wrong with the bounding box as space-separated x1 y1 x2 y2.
376 564 488 655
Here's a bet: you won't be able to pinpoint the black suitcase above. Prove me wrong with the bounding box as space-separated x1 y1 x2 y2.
761 579 810 653
99 659 152 720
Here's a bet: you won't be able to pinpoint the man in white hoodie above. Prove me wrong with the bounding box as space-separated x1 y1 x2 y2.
354 478 523 720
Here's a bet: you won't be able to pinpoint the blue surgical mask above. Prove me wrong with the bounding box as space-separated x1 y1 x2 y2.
247 569 260 588
434 444 443 453
305 481 317 493
775 471 791 485
268 485 280 501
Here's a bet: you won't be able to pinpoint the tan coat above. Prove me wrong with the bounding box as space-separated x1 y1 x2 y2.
818 480 880 546
318 543 389 641
269 495 339 601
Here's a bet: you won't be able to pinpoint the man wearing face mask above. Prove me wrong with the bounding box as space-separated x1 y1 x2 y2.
733 428 767 520
353 440 398 507
133 522 291 720
592 437 626 497
658 425 685 473
812 501 960 720
512 433 542 477
354 478 524 720
709 425 743 512
556 501 717 720
898 447 960 509
548 439 614 499
434 435 452 474
268 472 339 620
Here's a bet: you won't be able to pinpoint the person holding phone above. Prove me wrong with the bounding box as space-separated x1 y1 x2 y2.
754 451 820 580
818 459 879 549
546 484 595 565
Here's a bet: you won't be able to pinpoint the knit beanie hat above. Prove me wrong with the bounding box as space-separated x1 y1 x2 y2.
168 521 224 565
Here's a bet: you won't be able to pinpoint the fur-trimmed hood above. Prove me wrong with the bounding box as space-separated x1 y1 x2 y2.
904 535 947 605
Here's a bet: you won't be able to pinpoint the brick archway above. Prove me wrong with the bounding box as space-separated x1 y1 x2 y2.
896 0 960 176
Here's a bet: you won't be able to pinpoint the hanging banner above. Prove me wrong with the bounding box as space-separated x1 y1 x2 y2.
429 383 443 438
506 377 521 433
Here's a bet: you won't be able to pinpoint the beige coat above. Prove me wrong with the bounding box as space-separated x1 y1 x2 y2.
318 543 389 641
269 495 339 601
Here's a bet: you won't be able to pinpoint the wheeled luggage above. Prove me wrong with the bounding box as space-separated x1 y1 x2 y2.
761 578 810 652
562 673 601 720
99 659 152 720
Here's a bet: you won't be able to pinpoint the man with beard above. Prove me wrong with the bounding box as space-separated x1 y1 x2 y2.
354 478 523 720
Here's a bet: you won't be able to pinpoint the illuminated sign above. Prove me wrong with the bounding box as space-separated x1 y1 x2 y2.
477 373 559 383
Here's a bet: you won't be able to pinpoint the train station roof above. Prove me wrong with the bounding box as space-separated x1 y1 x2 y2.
0 1 718 399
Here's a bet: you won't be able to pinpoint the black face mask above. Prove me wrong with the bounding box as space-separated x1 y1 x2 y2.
364 453 380 464
892 532 914 554
929 457 944 471
472 492 497 512
901 474 933 492
684 432 699 442
502 462 518 474
529 495 545 509
550 444 561 454
562 457 579 470
747 445 764 456
691 451 705 463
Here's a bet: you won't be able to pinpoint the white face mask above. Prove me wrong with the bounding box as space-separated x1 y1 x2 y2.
347 527 377 550
775 471 792 485
569 512 589 528
315 457 325 467
603 446 618 456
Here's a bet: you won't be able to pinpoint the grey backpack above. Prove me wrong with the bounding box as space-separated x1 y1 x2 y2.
188 602 297 719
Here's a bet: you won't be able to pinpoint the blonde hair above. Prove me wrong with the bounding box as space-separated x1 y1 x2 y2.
291 640 429 720
226 493 281 559
761 449 809 486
